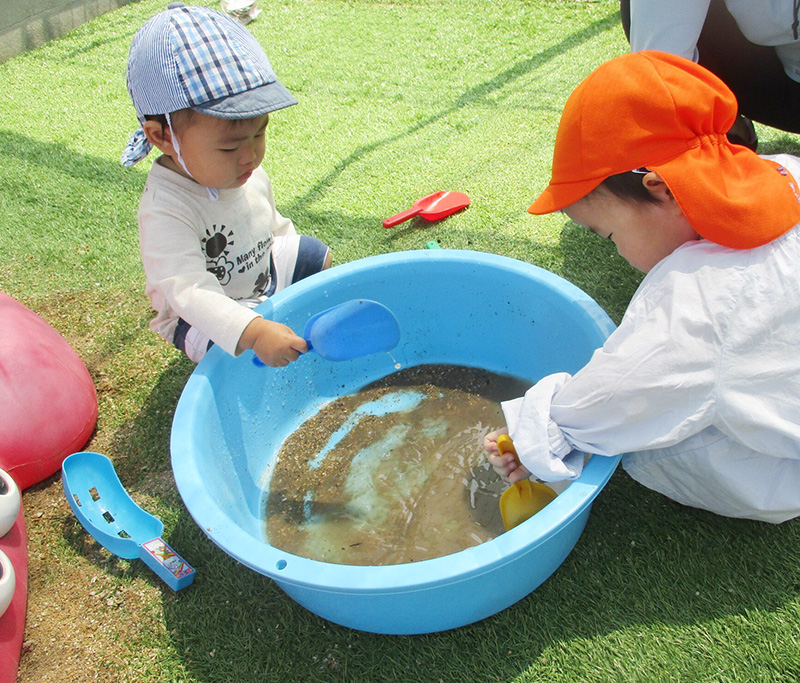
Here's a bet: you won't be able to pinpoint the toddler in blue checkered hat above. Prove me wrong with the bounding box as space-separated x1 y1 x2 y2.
122 4 331 365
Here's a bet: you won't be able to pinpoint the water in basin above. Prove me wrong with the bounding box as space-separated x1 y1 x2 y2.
265 365 531 565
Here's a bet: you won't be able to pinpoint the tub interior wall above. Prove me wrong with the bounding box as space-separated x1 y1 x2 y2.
183 254 611 539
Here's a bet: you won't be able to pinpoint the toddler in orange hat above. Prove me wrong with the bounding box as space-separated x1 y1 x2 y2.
486 51 800 522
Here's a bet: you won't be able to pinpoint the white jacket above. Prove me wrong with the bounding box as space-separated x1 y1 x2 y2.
503 154 800 522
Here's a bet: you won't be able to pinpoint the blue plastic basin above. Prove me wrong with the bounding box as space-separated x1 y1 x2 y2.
171 250 620 634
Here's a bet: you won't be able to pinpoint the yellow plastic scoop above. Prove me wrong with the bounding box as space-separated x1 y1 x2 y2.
497 434 558 531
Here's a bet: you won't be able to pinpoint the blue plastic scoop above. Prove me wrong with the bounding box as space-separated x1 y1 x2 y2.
254 299 401 365
62 452 195 590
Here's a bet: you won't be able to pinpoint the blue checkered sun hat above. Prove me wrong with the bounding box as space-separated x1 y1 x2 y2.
121 4 297 166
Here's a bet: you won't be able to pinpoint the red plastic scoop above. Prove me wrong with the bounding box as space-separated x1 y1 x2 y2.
382 191 470 228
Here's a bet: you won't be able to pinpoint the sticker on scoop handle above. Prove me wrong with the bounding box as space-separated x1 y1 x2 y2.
139 537 196 591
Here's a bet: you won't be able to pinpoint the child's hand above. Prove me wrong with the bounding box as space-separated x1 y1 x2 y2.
238 317 307 367
484 428 531 483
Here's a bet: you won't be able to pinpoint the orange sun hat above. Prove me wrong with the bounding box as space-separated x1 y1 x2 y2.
529 51 800 249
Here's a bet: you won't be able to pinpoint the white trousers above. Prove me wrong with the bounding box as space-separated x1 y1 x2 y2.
623 426 800 523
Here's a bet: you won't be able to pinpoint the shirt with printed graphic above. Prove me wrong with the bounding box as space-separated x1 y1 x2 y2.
137 161 296 356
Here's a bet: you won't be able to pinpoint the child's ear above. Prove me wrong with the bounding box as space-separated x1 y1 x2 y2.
142 120 177 156
641 171 674 203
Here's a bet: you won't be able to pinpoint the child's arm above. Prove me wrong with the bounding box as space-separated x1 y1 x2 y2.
236 317 308 367
484 428 532 483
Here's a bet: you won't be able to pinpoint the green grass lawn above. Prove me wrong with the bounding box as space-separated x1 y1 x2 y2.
3 0 800 681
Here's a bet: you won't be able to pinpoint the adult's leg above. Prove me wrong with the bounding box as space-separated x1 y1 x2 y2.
695 0 800 134
619 0 800 135
620 0 631 42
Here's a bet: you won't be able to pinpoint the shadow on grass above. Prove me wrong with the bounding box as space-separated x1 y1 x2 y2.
153 465 800 682
108 354 195 486
0 129 146 191
285 8 621 218
560 219 643 325
758 134 800 156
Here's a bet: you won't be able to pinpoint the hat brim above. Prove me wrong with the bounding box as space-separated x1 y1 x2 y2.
195 80 298 119
528 175 606 215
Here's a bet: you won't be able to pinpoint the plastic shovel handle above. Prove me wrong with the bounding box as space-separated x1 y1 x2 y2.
382 206 424 228
139 537 196 591
252 336 313 367
496 433 520 465
252 348 308 367
497 435 557 531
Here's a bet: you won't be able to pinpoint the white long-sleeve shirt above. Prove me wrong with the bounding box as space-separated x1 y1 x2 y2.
629 0 800 81
138 162 297 356
503 154 800 519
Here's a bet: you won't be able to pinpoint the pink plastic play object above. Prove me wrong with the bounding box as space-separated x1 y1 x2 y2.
0 505 27 683
382 191 470 228
0 292 98 490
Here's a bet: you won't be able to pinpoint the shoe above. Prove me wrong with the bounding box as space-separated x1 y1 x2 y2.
727 114 758 151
